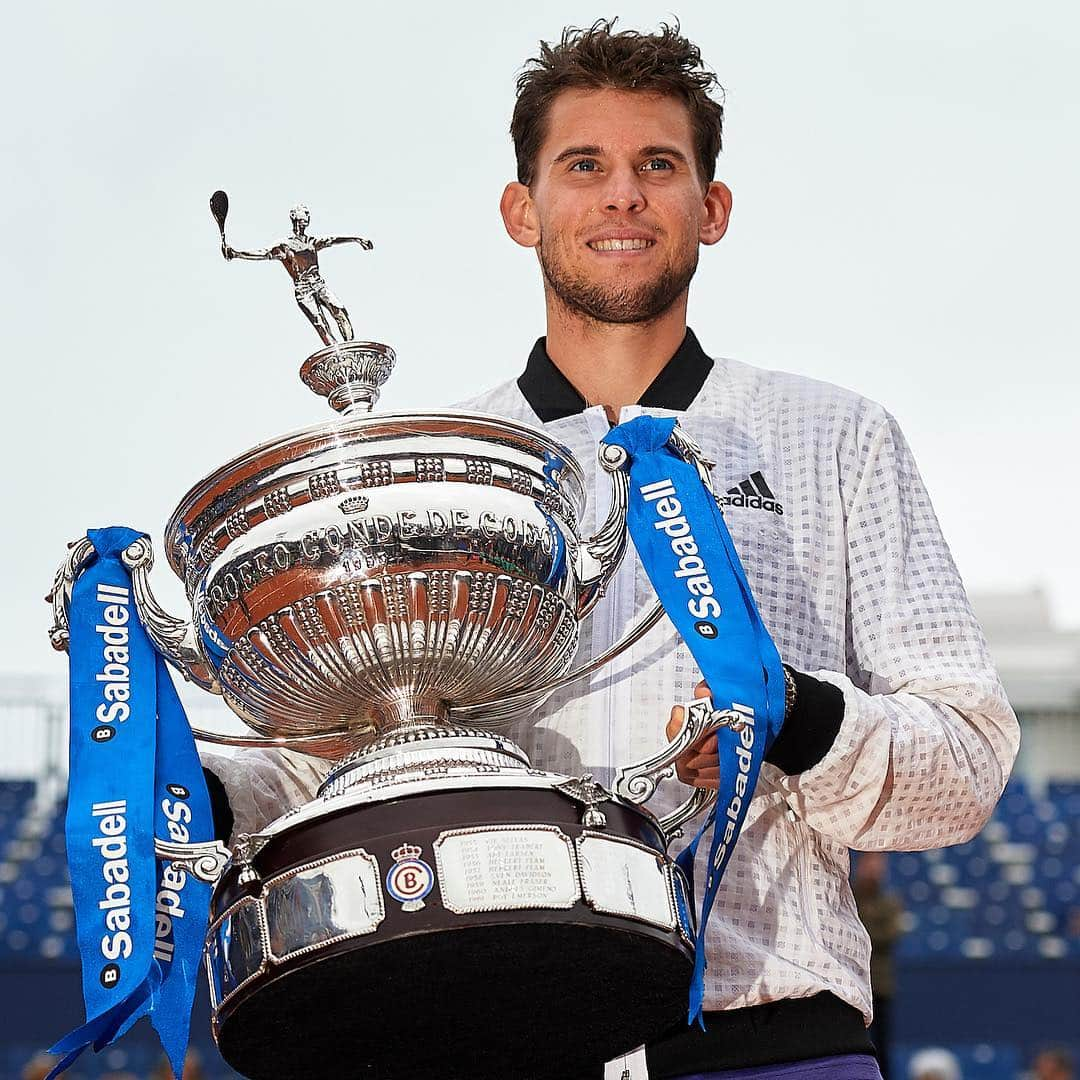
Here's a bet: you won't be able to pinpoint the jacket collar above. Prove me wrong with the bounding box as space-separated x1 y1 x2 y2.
516 327 714 423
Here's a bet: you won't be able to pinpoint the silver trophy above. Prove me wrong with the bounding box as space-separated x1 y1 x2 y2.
47 195 735 1080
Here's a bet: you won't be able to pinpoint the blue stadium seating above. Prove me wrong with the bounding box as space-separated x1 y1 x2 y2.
883 778 1080 962
6 776 1074 962
892 1042 1023 1080
2 774 1076 1077
2 1039 241 1078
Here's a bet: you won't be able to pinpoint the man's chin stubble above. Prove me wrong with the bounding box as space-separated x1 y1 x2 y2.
538 243 698 325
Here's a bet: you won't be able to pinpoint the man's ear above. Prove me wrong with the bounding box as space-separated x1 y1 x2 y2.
500 181 540 248
699 180 733 246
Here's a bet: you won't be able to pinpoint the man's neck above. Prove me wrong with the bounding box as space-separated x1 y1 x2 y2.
543 292 690 423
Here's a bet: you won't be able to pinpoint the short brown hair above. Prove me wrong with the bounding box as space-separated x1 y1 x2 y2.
511 19 725 187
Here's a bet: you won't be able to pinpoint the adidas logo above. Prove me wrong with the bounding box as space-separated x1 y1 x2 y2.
719 471 784 516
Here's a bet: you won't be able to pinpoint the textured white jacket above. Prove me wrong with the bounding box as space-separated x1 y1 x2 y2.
453 347 1020 1021
205 343 1019 1022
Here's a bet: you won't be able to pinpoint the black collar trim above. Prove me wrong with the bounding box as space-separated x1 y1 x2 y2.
517 328 713 423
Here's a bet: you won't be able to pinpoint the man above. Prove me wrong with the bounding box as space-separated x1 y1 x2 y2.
451 19 1018 1080
223 203 372 345
204 19 1019 1080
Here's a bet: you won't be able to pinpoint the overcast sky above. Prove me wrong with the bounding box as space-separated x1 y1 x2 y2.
2 0 1077 685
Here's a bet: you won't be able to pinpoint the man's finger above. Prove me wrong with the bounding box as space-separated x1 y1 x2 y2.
666 704 684 742
668 716 720 754
681 751 722 773
688 733 718 755
675 763 721 789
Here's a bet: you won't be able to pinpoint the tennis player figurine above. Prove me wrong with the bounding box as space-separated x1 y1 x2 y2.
211 190 373 346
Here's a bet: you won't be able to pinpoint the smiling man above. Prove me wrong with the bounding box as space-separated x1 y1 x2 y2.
499 71 729 423
453 19 1020 1080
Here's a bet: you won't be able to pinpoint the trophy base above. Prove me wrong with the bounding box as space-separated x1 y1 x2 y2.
218 919 688 1079
207 780 695 1079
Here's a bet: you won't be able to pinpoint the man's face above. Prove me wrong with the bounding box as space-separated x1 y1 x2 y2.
502 87 730 324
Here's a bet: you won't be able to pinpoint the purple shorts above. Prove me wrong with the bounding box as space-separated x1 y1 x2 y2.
672 1053 883 1080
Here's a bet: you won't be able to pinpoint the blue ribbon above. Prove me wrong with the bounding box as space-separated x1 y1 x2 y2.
50 527 214 1078
602 419 785 1025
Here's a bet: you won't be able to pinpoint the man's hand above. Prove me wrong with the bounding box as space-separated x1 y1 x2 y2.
666 679 720 789
222 243 235 260
360 238 374 250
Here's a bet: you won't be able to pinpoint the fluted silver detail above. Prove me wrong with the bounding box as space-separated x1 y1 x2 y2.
300 341 396 415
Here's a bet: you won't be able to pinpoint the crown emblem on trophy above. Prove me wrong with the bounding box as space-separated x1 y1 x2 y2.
386 844 434 913
339 495 371 514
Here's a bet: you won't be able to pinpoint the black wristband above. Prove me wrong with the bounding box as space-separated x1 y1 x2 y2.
763 667 845 775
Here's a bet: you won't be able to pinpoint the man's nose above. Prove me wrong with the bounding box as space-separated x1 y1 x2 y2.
600 167 646 213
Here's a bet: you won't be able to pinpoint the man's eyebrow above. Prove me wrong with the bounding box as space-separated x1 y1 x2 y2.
551 145 604 165
641 145 691 164
549 144 692 168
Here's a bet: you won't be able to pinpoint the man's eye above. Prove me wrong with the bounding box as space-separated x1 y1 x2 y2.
642 158 674 171
570 160 599 172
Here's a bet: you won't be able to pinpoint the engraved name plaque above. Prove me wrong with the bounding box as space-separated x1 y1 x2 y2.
434 825 579 914
207 898 266 1010
577 834 676 930
264 849 384 962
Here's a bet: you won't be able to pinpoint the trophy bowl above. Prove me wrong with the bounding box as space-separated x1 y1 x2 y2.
163 410 631 753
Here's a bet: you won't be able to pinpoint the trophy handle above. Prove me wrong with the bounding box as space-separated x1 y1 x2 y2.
120 537 221 693
656 786 717 842
574 423 716 619
47 535 221 694
47 536 97 653
573 442 631 617
154 831 275 887
612 699 748 841
562 422 718 696
155 837 232 885
609 425 726 842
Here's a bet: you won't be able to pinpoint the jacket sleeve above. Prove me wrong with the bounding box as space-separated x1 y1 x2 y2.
199 747 331 844
774 408 1020 850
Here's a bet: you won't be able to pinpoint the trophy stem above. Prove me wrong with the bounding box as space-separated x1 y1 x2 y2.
299 341 397 414
319 720 534 801
374 691 451 732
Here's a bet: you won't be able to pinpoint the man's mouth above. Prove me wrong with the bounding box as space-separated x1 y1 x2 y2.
587 238 655 252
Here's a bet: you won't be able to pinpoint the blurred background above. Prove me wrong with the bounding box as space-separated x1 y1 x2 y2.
1 1 1077 1077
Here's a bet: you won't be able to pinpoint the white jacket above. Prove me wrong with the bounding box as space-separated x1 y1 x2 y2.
452 348 1019 1021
